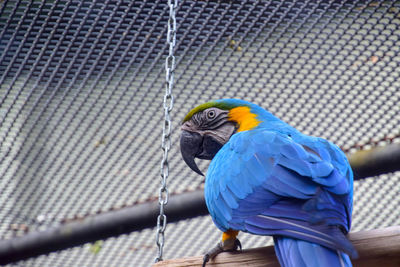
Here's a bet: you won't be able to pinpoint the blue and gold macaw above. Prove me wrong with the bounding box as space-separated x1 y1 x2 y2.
180 99 357 267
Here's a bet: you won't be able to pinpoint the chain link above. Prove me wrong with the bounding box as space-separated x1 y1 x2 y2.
155 0 177 262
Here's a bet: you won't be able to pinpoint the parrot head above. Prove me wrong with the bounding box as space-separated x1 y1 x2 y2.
180 99 285 175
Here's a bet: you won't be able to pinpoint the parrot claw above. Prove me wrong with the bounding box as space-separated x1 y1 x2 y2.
234 238 242 251
202 242 223 267
202 239 242 267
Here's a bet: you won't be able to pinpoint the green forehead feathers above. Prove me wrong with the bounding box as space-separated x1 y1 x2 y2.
183 101 237 123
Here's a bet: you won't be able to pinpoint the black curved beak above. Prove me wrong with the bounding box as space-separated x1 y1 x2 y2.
180 130 224 176
180 130 204 176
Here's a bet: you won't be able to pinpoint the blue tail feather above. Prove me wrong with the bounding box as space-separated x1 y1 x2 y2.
274 236 352 267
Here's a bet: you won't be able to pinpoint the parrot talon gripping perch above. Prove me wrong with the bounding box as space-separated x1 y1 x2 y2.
202 239 242 267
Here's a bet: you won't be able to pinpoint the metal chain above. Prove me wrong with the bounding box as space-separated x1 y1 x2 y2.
155 0 177 262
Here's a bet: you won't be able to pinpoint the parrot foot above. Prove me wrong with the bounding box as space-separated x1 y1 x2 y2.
202 238 242 267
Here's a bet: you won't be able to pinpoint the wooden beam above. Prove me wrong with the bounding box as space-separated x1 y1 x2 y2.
153 226 400 267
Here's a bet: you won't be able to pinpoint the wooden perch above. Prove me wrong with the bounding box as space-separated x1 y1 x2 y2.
153 226 400 267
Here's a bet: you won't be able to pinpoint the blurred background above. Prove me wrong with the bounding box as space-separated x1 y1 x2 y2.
0 0 399 266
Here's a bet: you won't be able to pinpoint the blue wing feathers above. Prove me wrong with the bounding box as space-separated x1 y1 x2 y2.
211 195 233 229
271 165 318 195
277 156 314 177
220 187 239 209
326 171 350 195
230 154 242 176
251 130 277 145
311 161 335 178
205 127 355 260
245 156 269 184
264 174 312 199
227 178 250 199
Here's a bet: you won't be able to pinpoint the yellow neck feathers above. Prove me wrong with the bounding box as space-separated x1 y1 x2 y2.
228 106 260 132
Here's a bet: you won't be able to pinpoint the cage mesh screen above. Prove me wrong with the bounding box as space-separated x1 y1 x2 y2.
0 0 399 266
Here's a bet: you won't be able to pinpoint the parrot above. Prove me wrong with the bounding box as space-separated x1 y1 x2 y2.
179 99 357 267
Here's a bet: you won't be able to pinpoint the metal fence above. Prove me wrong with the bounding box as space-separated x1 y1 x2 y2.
0 0 399 266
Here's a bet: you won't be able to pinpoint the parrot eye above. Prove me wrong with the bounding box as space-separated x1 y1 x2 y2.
206 109 216 120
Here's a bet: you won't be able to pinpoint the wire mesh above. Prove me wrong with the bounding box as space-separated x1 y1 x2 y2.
0 0 399 266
